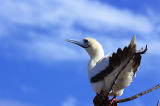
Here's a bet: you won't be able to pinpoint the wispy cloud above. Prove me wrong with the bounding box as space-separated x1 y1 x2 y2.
61 96 92 106
23 35 87 62
0 99 34 106
0 0 159 62
61 96 77 106
0 0 156 34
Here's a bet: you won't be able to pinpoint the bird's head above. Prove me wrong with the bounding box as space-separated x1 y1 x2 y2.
66 37 104 59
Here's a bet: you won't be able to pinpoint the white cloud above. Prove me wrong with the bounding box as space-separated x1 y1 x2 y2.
58 0 154 33
0 0 159 62
61 96 77 106
61 96 93 106
23 36 88 62
0 99 34 106
2 33 159 62
0 0 156 34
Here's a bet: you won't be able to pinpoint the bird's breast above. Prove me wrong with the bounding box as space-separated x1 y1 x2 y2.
90 81 104 94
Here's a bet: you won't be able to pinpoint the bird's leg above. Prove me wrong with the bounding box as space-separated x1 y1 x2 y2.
110 96 117 104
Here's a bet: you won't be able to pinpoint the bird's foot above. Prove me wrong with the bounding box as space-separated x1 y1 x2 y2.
109 96 117 104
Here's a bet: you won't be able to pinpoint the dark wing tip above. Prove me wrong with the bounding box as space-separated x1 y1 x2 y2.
136 45 148 54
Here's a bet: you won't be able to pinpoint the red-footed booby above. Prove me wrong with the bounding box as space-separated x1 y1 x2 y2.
66 36 147 103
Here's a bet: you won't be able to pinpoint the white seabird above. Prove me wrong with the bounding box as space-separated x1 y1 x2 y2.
66 36 147 103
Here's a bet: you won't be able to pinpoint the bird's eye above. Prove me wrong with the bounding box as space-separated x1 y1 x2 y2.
83 39 88 44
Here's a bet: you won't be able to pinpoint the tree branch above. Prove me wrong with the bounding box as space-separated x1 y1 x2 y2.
115 83 160 103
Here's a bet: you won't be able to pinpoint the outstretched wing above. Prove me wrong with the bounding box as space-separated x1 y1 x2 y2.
89 35 147 83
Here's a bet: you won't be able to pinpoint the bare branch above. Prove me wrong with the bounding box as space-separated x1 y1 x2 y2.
115 83 160 103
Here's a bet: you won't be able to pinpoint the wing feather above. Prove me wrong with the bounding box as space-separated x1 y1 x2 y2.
88 56 109 79
90 35 147 83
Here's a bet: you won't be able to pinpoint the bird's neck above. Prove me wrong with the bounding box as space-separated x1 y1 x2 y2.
87 48 104 72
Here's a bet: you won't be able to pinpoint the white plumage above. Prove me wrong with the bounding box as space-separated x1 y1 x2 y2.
67 36 147 98
88 55 109 94
89 54 136 96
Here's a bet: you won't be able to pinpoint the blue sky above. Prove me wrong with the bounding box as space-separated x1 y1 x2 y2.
0 0 160 106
